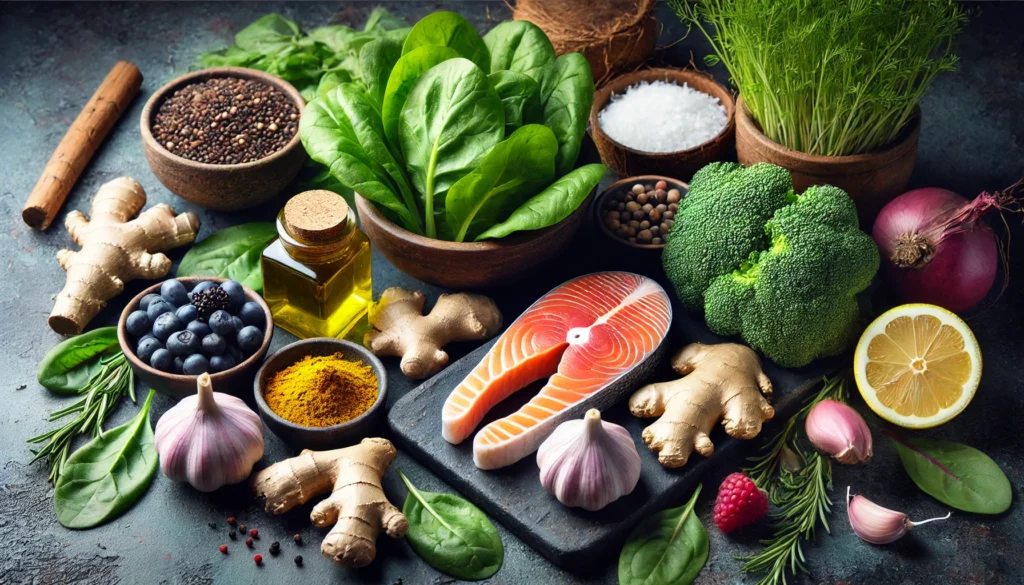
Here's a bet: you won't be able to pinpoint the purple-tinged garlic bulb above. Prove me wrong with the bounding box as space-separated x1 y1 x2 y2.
847 487 950 544
805 400 873 465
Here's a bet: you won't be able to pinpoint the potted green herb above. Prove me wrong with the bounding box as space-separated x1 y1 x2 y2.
673 0 965 218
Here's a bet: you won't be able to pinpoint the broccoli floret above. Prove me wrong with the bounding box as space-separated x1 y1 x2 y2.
662 162 793 309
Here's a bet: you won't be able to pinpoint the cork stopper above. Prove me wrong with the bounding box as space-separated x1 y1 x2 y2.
283 190 351 244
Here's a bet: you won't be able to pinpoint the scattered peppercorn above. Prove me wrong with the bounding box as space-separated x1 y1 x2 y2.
293 533 302 544
238 524 247 534
228 530 237 540
153 76 298 165
246 538 254 548
207 522 217 529
249 528 259 538
254 554 263 565
227 516 237 526
601 179 679 245
219 545 228 554
294 555 303 566
269 541 281 555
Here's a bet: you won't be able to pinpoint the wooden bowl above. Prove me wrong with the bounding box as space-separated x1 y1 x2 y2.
117 276 273 399
590 68 735 180
355 188 595 289
593 175 688 255
254 338 387 450
140 67 307 211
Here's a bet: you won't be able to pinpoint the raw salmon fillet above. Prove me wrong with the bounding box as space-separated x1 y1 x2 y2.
441 272 672 470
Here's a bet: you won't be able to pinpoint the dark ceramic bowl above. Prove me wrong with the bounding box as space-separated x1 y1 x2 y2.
140 66 307 211
593 175 688 254
117 276 274 399
254 338 387 450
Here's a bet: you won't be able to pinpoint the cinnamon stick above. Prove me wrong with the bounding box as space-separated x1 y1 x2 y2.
22 61 143 231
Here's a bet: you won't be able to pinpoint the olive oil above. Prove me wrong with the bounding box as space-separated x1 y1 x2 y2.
261 191 372 339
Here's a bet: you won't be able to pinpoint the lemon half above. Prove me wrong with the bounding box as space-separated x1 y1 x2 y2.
854 304 981 429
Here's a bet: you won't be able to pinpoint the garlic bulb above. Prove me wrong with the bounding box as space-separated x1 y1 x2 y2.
155 373 264 492
537 409 641 511
847 487 950 544
805 400 873 465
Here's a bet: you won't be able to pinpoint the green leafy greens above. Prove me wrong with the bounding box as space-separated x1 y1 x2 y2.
177 223 279 294
618 484 708 585
300 13 603 241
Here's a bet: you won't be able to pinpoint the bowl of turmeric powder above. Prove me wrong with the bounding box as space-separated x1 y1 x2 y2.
254 338 387 449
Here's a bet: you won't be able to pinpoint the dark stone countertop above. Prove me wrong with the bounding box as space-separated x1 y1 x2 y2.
1 2 1021 584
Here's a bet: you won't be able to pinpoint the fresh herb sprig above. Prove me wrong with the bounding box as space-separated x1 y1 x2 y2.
740 373 850 585
28 351 135 483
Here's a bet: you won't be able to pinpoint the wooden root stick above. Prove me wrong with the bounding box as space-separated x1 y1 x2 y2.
252 438 408 568
629 342 774 468
365 287 503 379
48 177 199 335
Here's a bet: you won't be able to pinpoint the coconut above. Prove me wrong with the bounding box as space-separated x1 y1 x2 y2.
513 0 657 87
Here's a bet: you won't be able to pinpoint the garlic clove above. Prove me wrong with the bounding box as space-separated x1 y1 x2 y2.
805 400 873 465
846 487 950 544
537 409 641 511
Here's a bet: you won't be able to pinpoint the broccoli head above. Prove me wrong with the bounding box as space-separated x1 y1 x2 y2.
663 168 880 368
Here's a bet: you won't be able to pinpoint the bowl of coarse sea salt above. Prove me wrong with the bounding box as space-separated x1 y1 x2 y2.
590 68 736 179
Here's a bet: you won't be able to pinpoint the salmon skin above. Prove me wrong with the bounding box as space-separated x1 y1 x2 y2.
442 272 672 470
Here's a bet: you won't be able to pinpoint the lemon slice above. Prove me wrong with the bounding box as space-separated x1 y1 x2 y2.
854 304 981 429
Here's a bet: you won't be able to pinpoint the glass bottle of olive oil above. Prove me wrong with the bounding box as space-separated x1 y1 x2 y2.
261 191 372 339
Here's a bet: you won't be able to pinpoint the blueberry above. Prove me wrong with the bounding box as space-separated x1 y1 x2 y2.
190 281 216 299
225 344 243 363
139 293 162 311
220 280 245 312
186 320 212 338
126 310 151 337
173 357 185 374
237 326 264 355
150 348 173 372
139 333 157 344
160 279 189 307
231 316 245 335
152 312 183 341
136 337 163 363
210 353 237 373
183 354 210 375
167 330 200 356
238 302 265 328
208 310 238 336
175 304 199 324
147 299 175 322
201 333 226 356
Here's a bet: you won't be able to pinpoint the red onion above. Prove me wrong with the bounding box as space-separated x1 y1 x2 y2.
872 183 1021 313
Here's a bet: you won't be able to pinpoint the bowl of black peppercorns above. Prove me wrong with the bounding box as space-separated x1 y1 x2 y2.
140 67 307 211
117 276 273 399
594 175 688 254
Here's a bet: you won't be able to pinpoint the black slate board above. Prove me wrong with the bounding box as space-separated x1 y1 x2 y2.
389 300 838 569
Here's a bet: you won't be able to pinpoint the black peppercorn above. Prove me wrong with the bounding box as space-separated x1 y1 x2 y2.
294 555 303 566
293 533 302 544
228 530 237 540
269 541 281 555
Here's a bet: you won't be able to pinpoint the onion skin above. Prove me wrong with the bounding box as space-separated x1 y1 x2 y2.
873 188 998 313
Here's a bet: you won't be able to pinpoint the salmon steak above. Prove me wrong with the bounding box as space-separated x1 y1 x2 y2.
442 272 672 470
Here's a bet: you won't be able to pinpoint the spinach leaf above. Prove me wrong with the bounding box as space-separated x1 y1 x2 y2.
401 11 490 74
619 485 708 585
362 6 409 33
477 163 605 240
314 70 349 100
483 20 556 82
37 327 120 394
488 70 543 136
301 84 424 234
890 433 1012 514
446 125 557 242
399 471 503 580
400 58 505 239
177 223 278 294
381 45 460 150
359 37 403 108
54 390 158 529
539 53 595 176
235 14 302 52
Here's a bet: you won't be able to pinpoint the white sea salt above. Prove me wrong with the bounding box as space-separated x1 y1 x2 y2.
598 80 728 153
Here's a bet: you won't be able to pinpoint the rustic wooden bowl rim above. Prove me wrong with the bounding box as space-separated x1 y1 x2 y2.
591 67 737 159
117 276 274 388
594 174 688 251
735 96 922 164
140 66 305 172
253 338 387 433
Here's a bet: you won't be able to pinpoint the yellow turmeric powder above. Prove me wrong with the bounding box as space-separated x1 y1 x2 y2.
264 353 378 427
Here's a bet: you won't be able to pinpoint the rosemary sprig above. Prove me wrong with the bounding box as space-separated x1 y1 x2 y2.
27 351 136 483
739 373 850 585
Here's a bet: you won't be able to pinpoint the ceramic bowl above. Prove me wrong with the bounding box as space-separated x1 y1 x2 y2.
355 187 595 289
117 276 274 399
254 338 387 450
590 68 735 180
593 175 689 255
140 66 307 211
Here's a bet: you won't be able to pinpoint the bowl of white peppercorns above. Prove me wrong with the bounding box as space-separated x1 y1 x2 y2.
594 175 688 252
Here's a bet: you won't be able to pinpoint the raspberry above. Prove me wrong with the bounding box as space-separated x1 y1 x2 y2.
713 472 769 533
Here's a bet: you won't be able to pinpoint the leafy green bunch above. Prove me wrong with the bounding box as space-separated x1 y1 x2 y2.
673 0 965 156
300 12 605 241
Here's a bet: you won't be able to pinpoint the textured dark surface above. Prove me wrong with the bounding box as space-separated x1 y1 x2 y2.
0 2 1021 585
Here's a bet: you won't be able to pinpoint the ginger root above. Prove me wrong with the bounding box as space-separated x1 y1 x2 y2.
629 342 774 468
365 287 502 379
48 177 200 335
252 437 407 568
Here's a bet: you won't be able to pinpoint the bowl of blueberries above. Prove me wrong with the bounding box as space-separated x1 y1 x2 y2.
117 276 273 399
